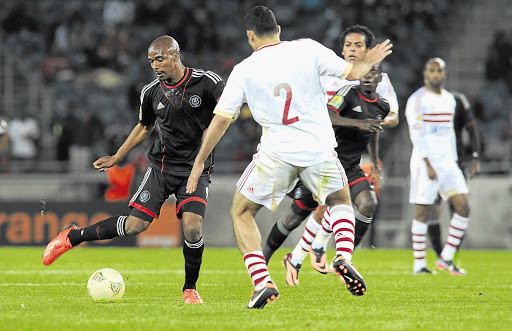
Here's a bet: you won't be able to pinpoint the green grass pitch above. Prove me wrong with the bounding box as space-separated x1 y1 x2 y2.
1 247 511 330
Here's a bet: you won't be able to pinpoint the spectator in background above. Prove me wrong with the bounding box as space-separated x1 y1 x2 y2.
9 111 40 172
0 118 9 152
485 30 512 83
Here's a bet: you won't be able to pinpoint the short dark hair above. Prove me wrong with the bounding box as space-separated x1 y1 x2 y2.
245 6 278 37
339 25 375 49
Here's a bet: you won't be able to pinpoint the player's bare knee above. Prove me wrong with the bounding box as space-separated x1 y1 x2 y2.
356 192 378 217
325 189 351 207
124 217 150 235
359 199 378 218
456 203 470 217
182 215 203 241
282 211 306 230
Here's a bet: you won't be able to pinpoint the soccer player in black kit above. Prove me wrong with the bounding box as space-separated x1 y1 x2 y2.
43 36 224 304
267 65 390 286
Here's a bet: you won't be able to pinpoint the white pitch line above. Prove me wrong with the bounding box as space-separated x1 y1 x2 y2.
0 282 220 287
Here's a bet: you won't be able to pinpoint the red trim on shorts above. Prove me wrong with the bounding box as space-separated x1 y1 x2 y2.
294 200 316 211
176 197 207 214
237 161 256 190
129 202 158 219
424 119 450 122
424 113 452 116
349 176 373 187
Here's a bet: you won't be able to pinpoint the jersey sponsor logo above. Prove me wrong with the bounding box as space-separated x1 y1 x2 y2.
327 95 344 109
352 106 362 112
189 95 202 107
157 102 165 110
139 190 151 203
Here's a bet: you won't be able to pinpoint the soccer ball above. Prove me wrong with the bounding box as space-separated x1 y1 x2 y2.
87 268 125 303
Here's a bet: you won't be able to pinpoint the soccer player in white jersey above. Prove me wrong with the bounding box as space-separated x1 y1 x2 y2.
262 25 399 275
406 58 470 275
186 6 392 308
322 25 399 127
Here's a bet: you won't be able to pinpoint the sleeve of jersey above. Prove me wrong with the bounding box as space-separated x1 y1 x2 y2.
377 73 399 112
139 88 157 126
405 95 428 158
312 39 353 80
207 71 225 103
456 93 476 127
214 66 245 119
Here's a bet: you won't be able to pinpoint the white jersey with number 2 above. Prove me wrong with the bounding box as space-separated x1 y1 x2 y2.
214 38 352 167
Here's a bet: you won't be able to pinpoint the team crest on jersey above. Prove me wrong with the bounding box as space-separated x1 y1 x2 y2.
140 190 151 203
294 187 302 199
189 95 202 107
328 95 344 109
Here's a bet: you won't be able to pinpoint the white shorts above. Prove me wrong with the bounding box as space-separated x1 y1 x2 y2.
237 149 348 211
409 157 468 205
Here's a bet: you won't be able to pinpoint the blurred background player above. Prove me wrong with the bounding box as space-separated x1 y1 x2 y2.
282 64 390 285
263 25 398 270
406 57 471 275
426 91 481 261
42 36 225 304
0 118 8 151
187 6 392 308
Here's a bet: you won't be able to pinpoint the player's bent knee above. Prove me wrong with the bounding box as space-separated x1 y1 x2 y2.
124 216 151 235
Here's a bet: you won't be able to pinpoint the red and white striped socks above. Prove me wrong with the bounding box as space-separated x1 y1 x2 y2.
243 251 272 290
311 209 333 251
412 219 428 271
329 204 356 261
289 214 320 266
441 213 469 261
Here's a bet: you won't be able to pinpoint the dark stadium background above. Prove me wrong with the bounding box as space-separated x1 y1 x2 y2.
0 0 511 249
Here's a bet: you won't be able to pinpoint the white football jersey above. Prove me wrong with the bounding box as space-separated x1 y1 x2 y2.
405 87 457 165
320 73 399 112
215 39 352 167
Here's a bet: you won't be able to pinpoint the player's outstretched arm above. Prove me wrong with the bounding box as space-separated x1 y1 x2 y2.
329 110 383 133
347 39 393 80
93 122 155 172
187 114 232 193
368 132 382 188
382 111 399 128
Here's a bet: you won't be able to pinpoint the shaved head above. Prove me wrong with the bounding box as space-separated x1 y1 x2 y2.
425 57 446 70
149 35 180 55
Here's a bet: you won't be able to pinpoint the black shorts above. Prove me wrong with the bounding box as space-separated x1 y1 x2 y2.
129 166 210 222
287 165 374 215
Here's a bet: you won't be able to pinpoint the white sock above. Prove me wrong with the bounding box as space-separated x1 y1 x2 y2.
243 251 271 290
412 219 428 271
330 204 355 261
441 213 469 261
311 210 332 250
290 214 321 266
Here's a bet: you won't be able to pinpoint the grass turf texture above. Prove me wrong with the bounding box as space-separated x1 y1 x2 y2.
0 247 510 330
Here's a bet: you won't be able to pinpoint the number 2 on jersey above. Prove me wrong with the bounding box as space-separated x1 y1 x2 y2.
274 83 299 125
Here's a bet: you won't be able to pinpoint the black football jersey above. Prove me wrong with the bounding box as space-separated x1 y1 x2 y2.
139 68 224 176
452 91 478 164
327 85 390 168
